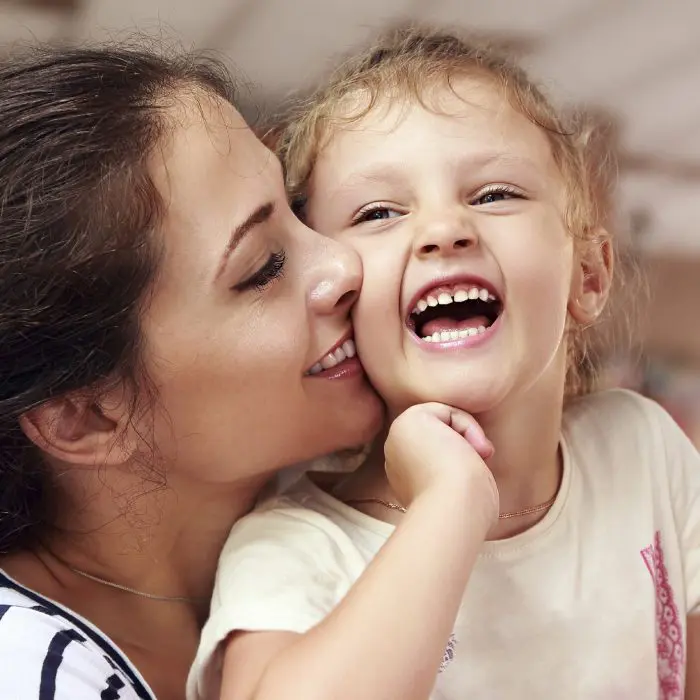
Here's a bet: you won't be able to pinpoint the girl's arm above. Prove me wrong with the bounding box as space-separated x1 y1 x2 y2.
222 483 486 700
687 614 700 700
220 404 498 700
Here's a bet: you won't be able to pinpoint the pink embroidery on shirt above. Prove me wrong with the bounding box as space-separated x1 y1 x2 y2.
439 634 457 672
640 531 684 700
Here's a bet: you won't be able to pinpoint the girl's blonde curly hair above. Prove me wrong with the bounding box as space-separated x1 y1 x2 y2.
273 26 620 398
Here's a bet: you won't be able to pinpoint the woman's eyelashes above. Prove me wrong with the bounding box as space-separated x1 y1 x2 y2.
349 185 525 226
233 250 287 292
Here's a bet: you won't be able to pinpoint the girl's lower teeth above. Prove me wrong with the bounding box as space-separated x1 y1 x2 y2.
422 326 487 343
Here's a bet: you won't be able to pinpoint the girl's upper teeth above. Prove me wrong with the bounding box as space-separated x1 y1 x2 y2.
307 339 356 375
412 287 496 315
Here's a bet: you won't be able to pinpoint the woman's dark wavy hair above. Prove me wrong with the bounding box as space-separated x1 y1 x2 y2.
0 42 238 554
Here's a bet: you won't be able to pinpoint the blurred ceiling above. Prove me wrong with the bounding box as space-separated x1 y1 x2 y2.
1 0 699 254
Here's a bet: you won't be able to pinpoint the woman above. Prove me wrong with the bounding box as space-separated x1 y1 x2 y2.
0 44 383 699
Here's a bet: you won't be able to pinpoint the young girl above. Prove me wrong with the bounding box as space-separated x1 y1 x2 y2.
189 28 700 700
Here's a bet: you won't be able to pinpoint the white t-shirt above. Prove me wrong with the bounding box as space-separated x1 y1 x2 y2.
0 570 156 699
189 390 700 700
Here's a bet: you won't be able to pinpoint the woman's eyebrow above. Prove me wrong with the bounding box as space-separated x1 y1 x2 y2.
215 201 275 280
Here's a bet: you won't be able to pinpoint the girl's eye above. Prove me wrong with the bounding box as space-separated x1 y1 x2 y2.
352 205 404 225
233 250 287 292
472 186 522 206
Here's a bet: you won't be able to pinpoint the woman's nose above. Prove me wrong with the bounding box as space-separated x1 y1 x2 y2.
307 234 362 316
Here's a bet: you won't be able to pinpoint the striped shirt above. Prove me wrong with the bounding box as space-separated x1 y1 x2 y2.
0 570 156 700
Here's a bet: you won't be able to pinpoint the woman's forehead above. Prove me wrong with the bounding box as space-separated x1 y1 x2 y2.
151 95 273 204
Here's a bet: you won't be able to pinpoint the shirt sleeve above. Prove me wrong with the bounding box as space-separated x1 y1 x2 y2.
188 505 364 700
651 399 700 614
0 604 143 700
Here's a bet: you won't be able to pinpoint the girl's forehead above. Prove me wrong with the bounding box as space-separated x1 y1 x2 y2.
317 81 557 177
320 79 545 162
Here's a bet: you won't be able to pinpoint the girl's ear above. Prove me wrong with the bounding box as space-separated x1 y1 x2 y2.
568 231 613 325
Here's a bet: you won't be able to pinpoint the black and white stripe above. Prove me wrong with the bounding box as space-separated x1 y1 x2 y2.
0 570 155 700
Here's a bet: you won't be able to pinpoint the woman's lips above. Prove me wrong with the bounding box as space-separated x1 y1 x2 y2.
306 337 357 376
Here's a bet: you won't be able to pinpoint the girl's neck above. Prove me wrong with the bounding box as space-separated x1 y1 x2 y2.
476 384 563 537
334 381 564 539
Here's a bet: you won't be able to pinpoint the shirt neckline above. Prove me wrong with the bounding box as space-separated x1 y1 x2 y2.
294 429 574 558
295 474 397 538
479 430 573 557
0 568 156 699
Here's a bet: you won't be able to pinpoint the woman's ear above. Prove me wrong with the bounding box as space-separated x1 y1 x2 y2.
19 382 140 468
568 230 614 325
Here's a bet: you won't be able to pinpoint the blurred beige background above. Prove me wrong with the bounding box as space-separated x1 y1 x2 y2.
2 0 700 440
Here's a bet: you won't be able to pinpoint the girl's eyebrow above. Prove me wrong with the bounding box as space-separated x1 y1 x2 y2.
327 152 541 202
321 165 410 210
451 152 541 177
335 164 409 191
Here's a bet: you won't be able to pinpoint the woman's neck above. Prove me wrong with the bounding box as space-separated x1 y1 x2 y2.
0 469 267 700
38 469 266 613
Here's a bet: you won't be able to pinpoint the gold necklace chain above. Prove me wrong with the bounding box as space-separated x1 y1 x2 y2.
66 565 205 603
66 490 555 600
346 494 557 519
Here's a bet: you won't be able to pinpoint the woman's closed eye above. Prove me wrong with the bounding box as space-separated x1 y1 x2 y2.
471 184 524 206
233 250 287 292
351 203 406 226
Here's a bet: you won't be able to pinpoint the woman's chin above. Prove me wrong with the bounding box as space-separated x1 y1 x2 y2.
317 394 384 460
